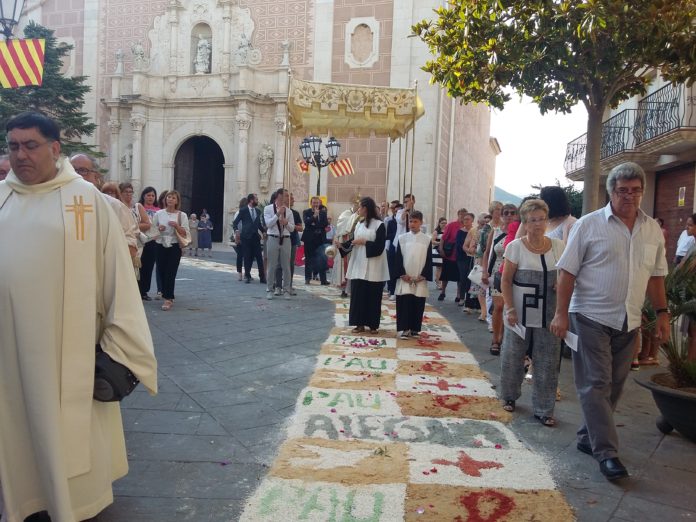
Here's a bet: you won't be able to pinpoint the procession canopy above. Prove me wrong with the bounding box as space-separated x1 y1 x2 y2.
288 78 425 139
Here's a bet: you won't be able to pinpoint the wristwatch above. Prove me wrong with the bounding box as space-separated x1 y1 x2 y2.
655 308 670 316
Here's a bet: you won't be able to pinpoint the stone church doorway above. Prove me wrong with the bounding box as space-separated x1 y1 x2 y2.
174 136 225 242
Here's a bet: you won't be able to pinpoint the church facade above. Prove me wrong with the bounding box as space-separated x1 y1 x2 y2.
21 0 498 238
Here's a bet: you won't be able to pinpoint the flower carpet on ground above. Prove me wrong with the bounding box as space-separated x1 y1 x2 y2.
239 282 574 521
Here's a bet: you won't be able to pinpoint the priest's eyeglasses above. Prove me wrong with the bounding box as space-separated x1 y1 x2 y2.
6 139 53 153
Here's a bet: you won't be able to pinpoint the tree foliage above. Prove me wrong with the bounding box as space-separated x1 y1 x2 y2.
413 0 696 213
0 21 98 157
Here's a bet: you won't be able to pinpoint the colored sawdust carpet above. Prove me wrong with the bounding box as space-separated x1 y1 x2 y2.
184 269 573 520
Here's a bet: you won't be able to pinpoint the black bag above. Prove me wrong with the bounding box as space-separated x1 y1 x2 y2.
442 241 455 256
94 345 139 402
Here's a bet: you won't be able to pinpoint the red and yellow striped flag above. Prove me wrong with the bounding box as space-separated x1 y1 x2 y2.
0 39 46 88
296 159 309 173
328 158 354 178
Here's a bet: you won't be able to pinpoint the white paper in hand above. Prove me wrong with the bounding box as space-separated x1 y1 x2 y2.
564 331 578 352
504 321 526 340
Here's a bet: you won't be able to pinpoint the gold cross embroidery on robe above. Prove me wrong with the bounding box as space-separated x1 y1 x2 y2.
65 195 93 241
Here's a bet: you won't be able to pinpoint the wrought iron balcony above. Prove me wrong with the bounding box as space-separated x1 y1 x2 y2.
563 109 638 175
564 133 587 174
634 83 696 146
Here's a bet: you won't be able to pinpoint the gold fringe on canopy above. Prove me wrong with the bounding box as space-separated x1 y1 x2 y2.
288 78 424 139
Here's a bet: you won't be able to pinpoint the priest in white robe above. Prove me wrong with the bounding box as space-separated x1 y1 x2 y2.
394 210 433 337
0 112 158 522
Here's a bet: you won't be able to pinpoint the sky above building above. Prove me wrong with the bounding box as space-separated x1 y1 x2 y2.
491 96 588 197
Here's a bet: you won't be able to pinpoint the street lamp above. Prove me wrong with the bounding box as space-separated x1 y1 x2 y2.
0 0 25 39
299 135 341 196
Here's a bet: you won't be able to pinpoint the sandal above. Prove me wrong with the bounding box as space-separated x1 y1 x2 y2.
502 400 515 412
535 415 556 427
437 293 446 301
351 326 365 333
161 300 173 311
490 342 501 356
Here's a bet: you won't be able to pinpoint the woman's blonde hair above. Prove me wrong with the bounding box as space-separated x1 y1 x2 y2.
519 199 549 223
165 190 182 210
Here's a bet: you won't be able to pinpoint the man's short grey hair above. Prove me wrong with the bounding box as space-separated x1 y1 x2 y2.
70 153 100 170
606 162 646 194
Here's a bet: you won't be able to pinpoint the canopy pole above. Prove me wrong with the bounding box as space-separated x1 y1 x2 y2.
398 138 402 201
409 81 418 197
385 138 392 202
402 132 410 199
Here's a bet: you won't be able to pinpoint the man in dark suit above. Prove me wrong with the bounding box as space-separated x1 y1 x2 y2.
233 193 266 283
302 196 329 285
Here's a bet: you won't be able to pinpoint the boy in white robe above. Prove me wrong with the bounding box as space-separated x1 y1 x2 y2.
394 211 433 338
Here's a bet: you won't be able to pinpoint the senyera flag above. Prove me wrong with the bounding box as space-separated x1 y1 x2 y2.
296 159 309 173
0 39 46 88
328 158 354 178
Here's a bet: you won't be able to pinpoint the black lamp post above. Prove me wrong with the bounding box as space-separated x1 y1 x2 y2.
0 0 25 39
299 135 340 196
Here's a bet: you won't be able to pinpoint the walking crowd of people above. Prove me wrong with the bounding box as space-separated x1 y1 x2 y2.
0 110 690 521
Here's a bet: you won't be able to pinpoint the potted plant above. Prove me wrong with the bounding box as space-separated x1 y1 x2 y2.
636 253 696 443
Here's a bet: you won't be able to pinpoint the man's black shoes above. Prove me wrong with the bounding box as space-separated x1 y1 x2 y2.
599 458 628 481
576 441 593 456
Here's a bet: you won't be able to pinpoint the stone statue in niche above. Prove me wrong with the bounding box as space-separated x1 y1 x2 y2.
114 48 124 74
257 144 274 194
194 35 211 74
131 41 145 71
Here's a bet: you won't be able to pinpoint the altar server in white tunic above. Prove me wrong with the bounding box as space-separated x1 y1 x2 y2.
345 197 390 333
0 112 158 522
394 210 433 338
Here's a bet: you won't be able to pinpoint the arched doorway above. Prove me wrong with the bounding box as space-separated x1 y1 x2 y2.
174 136 225 242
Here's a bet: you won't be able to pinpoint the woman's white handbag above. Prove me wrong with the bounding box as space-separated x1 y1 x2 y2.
468 264 487 287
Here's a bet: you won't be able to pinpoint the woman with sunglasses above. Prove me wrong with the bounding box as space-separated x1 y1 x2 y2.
482 203 518 355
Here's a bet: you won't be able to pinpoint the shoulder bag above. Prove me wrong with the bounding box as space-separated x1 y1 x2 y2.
94 344 139 401
175 211 192 248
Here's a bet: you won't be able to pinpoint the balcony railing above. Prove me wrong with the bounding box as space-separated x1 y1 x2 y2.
563 109 638 174
564 133 587 174
565 83 696 174
634 83 696 145
602 109 638 158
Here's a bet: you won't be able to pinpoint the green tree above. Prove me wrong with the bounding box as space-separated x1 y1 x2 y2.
0 21 98 157
413 0 696 214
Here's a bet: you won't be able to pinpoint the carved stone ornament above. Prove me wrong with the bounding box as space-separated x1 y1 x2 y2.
189 76 209 97
130 114 147 131
235 114 251 131
274 117 286 133
108 119 121 133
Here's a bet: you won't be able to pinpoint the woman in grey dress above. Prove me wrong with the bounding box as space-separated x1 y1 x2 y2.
499 199 565 426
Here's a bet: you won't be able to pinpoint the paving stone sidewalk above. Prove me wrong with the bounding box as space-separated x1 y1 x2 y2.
96 245 696 522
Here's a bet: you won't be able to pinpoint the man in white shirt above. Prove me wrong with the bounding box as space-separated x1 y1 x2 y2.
264 187 295 299
550 162 669 482
394 193 415 246
674 217 695 264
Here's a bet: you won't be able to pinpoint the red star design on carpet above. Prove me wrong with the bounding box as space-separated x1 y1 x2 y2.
432 450 504 477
